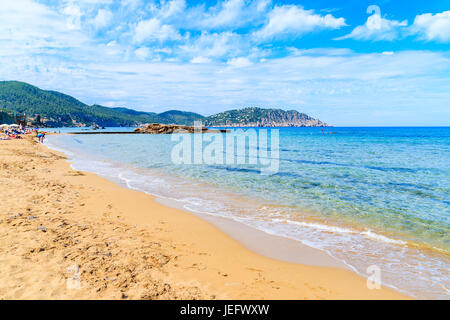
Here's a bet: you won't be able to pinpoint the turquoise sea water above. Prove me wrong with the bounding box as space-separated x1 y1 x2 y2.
46 127 450 299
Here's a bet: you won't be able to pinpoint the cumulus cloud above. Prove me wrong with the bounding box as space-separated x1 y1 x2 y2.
256 0 271 12
190 56 212 64
0 0 88 55
336 8 407 41
336 8 450 43
93 9 113 30
134 18 182 43
197 0 246 28
62 3 83 30
140 0 249 30
134 47 151 59
227 57 253 67
181 0 272 31
411 10 450 43
254 5 346 39
149 0 186 20
180 31 245 60
103 41 124 56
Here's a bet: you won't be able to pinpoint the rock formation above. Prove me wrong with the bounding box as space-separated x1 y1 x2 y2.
134 123 227 134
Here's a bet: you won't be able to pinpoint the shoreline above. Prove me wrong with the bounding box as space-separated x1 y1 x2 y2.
46 133 351 269
156 197 350 269
0 137 409 299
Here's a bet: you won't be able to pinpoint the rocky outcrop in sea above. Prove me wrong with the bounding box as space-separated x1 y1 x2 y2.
134 123 228 134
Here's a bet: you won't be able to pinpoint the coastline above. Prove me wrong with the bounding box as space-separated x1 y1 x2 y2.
155 197 351 269
0 136 408 299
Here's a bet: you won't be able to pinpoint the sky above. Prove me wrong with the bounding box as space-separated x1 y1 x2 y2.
0 0 449 126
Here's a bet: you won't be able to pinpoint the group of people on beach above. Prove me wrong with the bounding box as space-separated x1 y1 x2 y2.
0 125 25 140
0 125 46 143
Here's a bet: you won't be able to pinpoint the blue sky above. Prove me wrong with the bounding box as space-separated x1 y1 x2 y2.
0 0 449 126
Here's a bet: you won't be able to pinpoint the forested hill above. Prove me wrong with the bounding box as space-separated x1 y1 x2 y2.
204 107 328 127
0 81 204 127
0 110 14 124
0 81 329 127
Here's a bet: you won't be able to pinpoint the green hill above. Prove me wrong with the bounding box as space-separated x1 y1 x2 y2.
0 81 204 127
158 110 205 125
0 81 328 127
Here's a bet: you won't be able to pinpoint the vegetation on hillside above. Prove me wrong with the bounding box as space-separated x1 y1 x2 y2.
204 107 328 127
0 81 204 127
0 110 14 124
0 81 328 127
158 110 205 125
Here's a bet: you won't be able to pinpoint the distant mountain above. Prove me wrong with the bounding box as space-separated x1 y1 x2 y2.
0 81 204 127
204 107 328 127
0 81 329 127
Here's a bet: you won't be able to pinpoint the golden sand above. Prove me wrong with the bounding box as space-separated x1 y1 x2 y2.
0 136 409 299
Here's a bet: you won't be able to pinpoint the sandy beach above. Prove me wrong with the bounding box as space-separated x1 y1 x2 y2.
0 136 408 299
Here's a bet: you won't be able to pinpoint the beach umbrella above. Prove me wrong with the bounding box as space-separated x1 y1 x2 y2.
9 124 19 127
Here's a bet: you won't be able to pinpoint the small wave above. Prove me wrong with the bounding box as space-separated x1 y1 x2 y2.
271 218 357 234
271 218 408 246
118 172 136 190
361 230 407 245
44 139 75 157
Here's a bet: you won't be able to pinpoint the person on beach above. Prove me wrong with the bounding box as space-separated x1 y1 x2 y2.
0 134 11 140
37 132 45 143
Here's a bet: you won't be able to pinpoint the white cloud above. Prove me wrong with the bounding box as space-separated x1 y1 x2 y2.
336 11 407 41
227 57 253 67
254 5 346 39
199 0 246 28
134 18 182 43
180 31 245 59
93 9 113 30
117 0 143 12
411 11 450 43
159 0 186 20
190 56 212 64
103 40 124 56
155 47 173 54
66 0 113 4
336 9 450 43
256 0 271 13
134 47 151 59
183 0 271 31
0 0 88 55
135 0 273 32
62 4 83 30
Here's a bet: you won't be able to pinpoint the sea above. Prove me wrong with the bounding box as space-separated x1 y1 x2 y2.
46 126 450 299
